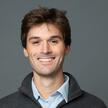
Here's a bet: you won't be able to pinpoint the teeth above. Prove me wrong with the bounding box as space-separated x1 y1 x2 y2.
39 58 54 62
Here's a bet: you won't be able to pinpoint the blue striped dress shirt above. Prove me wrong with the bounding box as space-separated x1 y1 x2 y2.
32 75 69 108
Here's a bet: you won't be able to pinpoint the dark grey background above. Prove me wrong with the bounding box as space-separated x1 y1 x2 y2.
0 0 108 106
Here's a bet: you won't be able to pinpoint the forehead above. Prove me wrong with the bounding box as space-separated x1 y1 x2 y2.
27 23 63 39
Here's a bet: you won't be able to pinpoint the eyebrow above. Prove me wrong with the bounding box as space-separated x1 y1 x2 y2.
28 37 40 41
49 36 63 40
28 35 63 41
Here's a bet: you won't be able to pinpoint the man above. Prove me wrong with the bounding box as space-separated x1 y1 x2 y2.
0 6 107 108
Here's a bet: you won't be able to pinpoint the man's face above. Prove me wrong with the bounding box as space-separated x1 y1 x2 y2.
24 23 70 77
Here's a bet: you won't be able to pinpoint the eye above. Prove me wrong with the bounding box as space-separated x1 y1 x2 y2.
32 40 41 45
51 40 58 43
50 39 59 44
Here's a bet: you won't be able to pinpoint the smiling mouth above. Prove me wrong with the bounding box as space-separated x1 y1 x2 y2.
37 57 55 62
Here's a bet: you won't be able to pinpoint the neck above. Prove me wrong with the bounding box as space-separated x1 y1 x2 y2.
33 71 64 99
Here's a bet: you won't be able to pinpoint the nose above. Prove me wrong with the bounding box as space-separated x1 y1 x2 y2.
40 41 52 54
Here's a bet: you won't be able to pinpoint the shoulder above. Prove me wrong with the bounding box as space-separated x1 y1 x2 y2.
81 91 107 108
0 91 20 107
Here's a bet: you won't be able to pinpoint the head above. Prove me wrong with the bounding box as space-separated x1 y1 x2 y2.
21 6 71 48
21 7 72 77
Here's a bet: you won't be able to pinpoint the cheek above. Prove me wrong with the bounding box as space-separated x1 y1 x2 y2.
28 54 38 67
27 47 38 56
27 50 36 60
55 47 66 56
30 53 37 61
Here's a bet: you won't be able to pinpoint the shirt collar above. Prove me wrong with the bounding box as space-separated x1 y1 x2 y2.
31 74 69 102
57 75 69 103
32 79 40 100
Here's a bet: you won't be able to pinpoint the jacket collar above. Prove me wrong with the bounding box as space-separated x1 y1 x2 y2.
19 73 35 101
19 72 83 102
64 72 83 102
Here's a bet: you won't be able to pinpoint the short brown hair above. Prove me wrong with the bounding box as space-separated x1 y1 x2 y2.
21 6 71 48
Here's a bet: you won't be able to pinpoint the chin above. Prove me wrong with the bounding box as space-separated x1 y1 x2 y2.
35 70 58 77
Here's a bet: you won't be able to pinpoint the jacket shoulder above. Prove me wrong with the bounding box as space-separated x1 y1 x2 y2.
0 92 20 108
81 91 107 108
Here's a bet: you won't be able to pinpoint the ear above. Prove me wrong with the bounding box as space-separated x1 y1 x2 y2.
65 45 71 54
23 48 28 57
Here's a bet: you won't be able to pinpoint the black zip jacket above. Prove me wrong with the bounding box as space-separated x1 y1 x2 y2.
0 72 107 108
